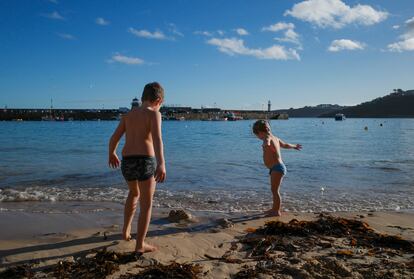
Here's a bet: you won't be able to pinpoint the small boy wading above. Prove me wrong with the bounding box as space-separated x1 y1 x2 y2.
109 82 166 254
253 120 302 217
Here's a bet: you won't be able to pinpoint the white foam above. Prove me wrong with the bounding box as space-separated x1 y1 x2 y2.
1 186 413 214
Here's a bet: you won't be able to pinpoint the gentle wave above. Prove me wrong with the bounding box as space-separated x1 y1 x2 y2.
1 186 412 214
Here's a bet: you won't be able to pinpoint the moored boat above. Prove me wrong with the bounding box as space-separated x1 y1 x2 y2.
335 113 346 121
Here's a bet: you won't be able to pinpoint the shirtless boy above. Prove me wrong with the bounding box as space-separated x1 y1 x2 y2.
109 82 166 254
252 120 302 217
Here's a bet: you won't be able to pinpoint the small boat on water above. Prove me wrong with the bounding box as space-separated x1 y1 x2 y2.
227 112 243 121
163 116 183 121
211 116 228 121
41 115 65 121
335 113 346 121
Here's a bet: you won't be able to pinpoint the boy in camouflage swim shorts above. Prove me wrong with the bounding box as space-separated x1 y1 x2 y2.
109 82 166 254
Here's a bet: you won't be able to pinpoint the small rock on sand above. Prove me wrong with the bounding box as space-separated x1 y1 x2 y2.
217 218 234 228
168 209 192 222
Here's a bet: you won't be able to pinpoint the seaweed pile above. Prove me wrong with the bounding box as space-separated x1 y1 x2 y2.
0 250 202 279
121 262 202 279
234 214 414 278
0 249 139 279
0 265 32 279
49 249 140 279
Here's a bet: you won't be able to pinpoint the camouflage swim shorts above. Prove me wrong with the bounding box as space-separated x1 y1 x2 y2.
121 155 156 182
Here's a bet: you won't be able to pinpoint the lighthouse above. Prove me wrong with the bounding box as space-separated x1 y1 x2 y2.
268 100 271 112
131 97 140 108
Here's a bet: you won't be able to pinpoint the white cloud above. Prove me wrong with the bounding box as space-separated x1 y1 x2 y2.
262 22 301 46
262 22 295 32
108 54 144 65
388 38 414 52
328 39 365 52
42 11 65 20
96 17 110 26
285 0 388 29
128 28 166 40
276 29 302 47
402 17 414 40
388 17 414 52
207 37 300 60
57 33 76 40
235 28 249 36
392 25 400 30
194 30 214 36
194 30 226 37
168 23 184 37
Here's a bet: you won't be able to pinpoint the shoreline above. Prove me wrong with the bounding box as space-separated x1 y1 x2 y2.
2 117 414 122
1 206 413 277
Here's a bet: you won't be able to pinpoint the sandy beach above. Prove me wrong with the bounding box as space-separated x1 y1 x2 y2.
1 205 413 278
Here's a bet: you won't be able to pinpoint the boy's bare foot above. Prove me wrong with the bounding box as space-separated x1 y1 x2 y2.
136 243 157 253
122 227 132 241
264 209 282 217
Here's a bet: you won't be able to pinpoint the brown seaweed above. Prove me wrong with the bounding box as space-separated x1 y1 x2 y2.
255 214 414 252
48 249 141 279
121 262 202 279
234 255 414 279
0 249 141 279
235 214 414 278
0 264 33 279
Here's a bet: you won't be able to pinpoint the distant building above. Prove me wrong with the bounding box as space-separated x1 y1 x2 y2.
268 100 271 112
200 107 221 113
118 107 129 113
161 106 192 113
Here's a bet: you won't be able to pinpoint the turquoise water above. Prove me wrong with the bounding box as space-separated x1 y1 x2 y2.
0 119 413 213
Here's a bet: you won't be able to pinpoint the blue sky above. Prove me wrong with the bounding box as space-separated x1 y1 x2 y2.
0 0 413 110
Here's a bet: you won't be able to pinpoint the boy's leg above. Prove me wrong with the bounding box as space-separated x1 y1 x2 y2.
266 171 284 216
123 180 140 241
135 177 157 253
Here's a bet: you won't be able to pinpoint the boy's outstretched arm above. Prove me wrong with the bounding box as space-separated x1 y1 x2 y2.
151 111 166 183
279 138 302 150
108 117 126 168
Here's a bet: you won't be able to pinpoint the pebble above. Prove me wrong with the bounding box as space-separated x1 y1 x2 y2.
136 257 160 267
168 209 192 222
217 218 234 228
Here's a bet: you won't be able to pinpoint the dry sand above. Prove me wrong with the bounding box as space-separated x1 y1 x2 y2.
0 208 413 278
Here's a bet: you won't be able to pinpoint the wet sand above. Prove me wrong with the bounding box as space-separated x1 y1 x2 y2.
0 207 413 278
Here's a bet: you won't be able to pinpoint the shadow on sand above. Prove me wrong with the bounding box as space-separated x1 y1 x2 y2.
0 213 265 268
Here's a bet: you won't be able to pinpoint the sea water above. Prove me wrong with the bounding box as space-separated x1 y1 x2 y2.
0 119 413 213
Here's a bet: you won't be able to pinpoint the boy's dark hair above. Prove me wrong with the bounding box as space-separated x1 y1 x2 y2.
141 82 164 103
252 120 271 134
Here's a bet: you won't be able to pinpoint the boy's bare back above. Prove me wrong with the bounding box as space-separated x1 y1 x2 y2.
122 107 160 157
262 135 283 169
